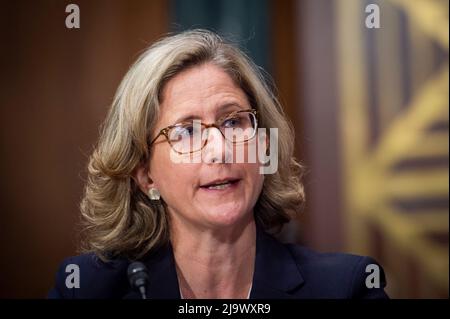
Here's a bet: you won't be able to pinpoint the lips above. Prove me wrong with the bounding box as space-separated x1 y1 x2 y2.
200 178 241 190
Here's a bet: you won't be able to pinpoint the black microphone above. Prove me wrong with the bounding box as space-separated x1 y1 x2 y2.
127 261 150 299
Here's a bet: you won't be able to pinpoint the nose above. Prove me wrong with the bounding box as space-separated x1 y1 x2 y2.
201 127 232 163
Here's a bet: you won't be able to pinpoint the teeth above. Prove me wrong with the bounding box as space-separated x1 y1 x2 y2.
207 182 231 190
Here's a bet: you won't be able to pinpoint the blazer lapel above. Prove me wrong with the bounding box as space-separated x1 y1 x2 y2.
250 225 305 299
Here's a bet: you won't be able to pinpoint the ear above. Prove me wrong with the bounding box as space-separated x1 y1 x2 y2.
132 161 157 195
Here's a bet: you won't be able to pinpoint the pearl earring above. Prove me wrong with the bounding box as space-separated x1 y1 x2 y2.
147 188 161 200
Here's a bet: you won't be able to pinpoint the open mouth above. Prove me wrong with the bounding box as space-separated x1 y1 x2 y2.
200 179 241 190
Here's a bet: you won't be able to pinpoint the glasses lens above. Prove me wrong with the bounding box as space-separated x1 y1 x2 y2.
168 121 205 154
221 111 257 143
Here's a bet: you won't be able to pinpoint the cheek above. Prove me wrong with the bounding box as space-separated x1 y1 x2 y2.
150 147 195 192
242 162 264 194
230 134 267 165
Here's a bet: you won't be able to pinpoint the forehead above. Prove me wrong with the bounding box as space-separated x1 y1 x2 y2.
159 64 248 119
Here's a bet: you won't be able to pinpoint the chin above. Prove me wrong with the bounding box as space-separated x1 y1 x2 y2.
203 203 251 228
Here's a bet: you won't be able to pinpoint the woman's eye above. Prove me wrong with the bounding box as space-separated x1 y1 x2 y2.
180 125 194 136
223 117 241 128
172 125 194 139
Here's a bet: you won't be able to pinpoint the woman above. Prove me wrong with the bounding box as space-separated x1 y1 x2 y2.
49 29 388 299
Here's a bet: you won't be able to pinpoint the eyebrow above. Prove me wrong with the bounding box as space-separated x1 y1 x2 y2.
172 102 245 124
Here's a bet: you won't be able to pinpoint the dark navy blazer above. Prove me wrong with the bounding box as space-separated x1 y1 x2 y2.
48 226 388 299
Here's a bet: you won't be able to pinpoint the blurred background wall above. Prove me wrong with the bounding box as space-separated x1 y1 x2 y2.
0 0 447 298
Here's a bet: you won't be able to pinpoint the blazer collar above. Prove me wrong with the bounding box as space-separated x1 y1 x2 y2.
123 225 304 299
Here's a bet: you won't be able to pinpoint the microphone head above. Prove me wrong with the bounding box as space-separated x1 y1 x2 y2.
127 261 149 290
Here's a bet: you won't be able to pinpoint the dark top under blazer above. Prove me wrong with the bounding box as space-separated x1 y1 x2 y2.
48 226 389 299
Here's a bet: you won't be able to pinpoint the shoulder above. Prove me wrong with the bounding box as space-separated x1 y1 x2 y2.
286 243 372 273
285 244 389 298
48 253 129 299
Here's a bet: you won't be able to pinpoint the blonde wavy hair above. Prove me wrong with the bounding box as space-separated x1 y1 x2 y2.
80 29 305 261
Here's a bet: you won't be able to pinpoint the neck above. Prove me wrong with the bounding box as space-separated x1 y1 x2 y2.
169 214 256 299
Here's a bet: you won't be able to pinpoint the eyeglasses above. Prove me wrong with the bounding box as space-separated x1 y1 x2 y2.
149 109 258 154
